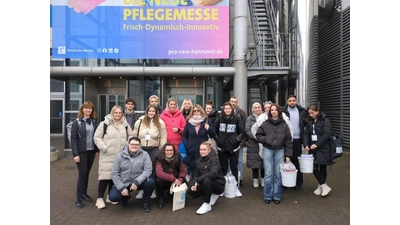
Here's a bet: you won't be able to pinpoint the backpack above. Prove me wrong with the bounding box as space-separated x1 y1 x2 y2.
66 118 81 146
102 123 129 140
329 131 343 161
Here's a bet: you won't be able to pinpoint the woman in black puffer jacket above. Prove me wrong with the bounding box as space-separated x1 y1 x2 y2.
303 104 332 197
187 142 225 215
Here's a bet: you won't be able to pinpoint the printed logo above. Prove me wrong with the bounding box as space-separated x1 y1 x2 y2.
58 46 66 54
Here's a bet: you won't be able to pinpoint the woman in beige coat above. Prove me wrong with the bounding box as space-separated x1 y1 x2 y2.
94 105 134 209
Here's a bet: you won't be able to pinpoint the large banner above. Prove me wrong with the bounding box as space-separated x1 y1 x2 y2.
51 0 229 59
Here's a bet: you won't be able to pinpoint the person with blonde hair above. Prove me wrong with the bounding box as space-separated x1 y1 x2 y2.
94 105 134 209
180 98 193 120
182 104 216 181
71 101 99 208
160 98 186 151
148 95 162 114
187 141 225 215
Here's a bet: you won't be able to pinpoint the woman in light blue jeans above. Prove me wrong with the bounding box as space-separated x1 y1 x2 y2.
255 104 293 204
262 148 285 202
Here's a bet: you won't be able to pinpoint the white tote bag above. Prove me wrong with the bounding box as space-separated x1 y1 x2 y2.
170 183 188 211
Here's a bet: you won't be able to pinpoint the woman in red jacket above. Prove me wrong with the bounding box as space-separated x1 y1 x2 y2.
154 143 186 209
160 98 186 151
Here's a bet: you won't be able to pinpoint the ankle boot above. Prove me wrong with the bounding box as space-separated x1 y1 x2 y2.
320 183 332 197
157 198 164 209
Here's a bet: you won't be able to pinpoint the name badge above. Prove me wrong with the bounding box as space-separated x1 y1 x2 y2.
145 134 151 140
311 134 318 141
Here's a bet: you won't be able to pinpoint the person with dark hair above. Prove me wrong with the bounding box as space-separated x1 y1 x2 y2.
108 137 155 212
229 96 248 188
214 101 245 197
256 103 293 204
205 100 218 128
187 142 225 215
124 98 137 131
281 95 308 190
303 104 333 197
133 104 167 199
71 101 99 208
154 143 186 209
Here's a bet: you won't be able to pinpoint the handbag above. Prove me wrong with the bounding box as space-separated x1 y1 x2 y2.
170 183 188 211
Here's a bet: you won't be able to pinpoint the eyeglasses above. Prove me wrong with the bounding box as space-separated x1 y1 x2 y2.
193 109 201 113
129 143 140 147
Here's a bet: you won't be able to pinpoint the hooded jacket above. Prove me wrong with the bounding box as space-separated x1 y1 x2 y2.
133 115 167 149
94 115 134 180
160 109 186 150
192 150 226 186
71 118 99 157
213 110 245 153
111 146 153 192
303 111 332 165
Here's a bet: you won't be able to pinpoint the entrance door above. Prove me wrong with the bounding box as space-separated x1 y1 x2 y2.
98 94 126 120
50 99 64 135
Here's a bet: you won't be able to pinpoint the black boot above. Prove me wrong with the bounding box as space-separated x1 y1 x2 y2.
157 198 164 209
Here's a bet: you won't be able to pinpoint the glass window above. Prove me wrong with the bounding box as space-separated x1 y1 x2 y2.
50 78 64 92
66 77 83 111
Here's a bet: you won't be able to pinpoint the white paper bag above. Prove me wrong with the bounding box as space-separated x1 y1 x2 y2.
170 183 188 211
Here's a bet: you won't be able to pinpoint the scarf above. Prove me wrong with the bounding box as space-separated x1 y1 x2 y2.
189 116 205 126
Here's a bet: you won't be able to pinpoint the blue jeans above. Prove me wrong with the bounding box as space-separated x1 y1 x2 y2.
238 146 244 181
262 147 284 201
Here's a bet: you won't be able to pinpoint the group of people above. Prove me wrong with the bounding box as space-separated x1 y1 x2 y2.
69 94 334 214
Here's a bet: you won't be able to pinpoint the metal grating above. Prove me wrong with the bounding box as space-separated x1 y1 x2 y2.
317 0 350 148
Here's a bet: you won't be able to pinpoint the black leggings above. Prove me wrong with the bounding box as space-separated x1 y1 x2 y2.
313 164 327 185
218 150 239 184
98 179 114 198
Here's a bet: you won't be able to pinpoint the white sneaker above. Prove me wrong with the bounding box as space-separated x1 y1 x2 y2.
261 179 264 187
210 194 219 206
235 187 242 198
185 174 191 182
253 179 259 188
313 185 322 196
320 183 332 197
106 195 119 204
95 198 106 209
151 190 157 199
196 202 212 215
136 190 143 199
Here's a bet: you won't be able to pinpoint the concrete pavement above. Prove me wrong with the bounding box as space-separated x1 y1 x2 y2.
50 136 350 225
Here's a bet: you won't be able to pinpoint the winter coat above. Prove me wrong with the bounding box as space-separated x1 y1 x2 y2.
303 112 332 165
245 114 263 169
206 108 218 130
182 119 217 170
233 106 248 146
255 116 293 157
111 146 153 192
155 153 186 183
94 115 134 180
133 116 167 149
160 109 186 150
213 111 245 153
71 118 99 157
192 150 226 186
181 109 191 120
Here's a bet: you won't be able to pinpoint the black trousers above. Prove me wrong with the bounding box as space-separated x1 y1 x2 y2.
290 139 303 187
219 150 239 184
76 150 96 199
